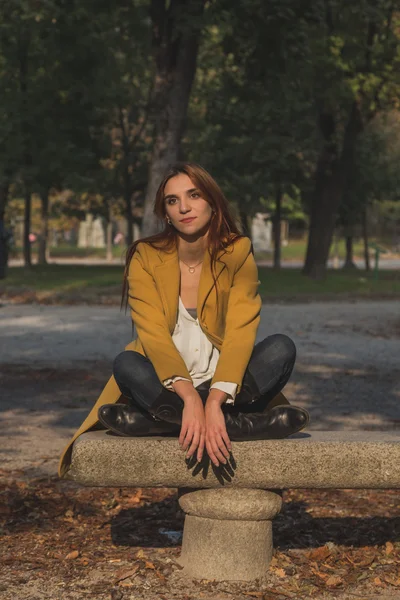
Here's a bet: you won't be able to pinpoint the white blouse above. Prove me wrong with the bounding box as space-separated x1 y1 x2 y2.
162 296 237 404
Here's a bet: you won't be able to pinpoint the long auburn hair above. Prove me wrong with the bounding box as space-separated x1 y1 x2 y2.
121 162 244 312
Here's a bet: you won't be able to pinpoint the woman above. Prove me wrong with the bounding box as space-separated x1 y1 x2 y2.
58 162 308 477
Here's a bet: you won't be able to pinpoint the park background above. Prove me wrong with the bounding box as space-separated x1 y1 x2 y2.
1 1 400 600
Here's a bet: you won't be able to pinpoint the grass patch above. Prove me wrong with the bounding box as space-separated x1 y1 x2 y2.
1 264 399 304
2 264 124 292
10 244 128 260
258 266 400 300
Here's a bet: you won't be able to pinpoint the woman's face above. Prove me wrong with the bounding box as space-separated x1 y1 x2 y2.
164 173 213 237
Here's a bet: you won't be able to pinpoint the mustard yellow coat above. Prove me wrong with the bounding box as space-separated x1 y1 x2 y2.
58 235 281 477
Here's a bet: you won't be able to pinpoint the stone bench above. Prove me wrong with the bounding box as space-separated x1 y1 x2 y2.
65 430 400 582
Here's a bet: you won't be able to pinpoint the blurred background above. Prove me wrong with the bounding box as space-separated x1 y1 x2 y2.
0 0 399 302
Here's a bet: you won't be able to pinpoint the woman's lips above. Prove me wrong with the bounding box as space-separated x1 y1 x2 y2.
180 217 196 223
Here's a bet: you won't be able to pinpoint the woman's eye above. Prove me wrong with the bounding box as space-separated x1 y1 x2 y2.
167 198 177 204
191 192 200 198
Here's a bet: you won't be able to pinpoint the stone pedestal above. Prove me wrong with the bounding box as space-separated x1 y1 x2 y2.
177 488 282 581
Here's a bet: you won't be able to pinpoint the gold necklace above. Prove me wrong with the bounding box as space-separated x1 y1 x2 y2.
179 258 204 274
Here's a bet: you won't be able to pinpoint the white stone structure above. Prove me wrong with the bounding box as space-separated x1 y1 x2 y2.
78 214 106 248
251 213 272 252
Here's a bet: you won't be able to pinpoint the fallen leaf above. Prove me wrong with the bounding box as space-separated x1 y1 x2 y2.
275 568 286 578
135 549 145 559
114 565 139 583
385 541 394 555
325 575 343 587
383 576 400 587
244 593 264 598
79 558 89 566
308 546 331 561
145 560 156 569
65 550 79 560
374 577 382 585
266 588 294 598
310 566 328 581
355 555 376 567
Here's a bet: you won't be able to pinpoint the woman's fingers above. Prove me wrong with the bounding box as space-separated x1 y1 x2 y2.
182 426 195 451
205 429 232 466
208 436 227 466
186 429 200 458
214 438 228 464
205 438 218 466
220 430 232 457
220 421 231 451
196 434 205 462
178 423 188 447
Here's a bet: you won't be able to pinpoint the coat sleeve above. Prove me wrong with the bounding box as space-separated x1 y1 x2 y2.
210 238 262 394
125 244 193 386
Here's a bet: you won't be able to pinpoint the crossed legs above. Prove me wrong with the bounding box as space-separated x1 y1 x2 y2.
112 333 297 414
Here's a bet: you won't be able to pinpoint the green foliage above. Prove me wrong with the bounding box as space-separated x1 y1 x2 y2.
0 1 152 209
340 110 400 228
186 0 317 215
1 0 400 264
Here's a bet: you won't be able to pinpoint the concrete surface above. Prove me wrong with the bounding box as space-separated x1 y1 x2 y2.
1 301 399 372
178 515 273 581
178 488 283 520
67 430 400 489
178 489 282 580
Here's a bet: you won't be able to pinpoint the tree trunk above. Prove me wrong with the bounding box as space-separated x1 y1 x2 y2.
0 180 10 279
19 28 33 268
106 200 113 262
125 205 133 246
38 189 50 265
23 186 32 267
273 184 282 270
142 0 205 237
362 205 370 272
124 185 133 246
303 167 341 279
332 231 340 269
239 210 250 237
303 102 363 279
343 234 357 270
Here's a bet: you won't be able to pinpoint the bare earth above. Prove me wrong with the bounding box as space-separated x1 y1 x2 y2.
0 300 399 599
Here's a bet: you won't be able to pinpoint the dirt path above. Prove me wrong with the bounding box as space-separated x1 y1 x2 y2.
0 300 399 477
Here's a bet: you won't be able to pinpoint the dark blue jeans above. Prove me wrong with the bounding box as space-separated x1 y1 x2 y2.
113 334 296 414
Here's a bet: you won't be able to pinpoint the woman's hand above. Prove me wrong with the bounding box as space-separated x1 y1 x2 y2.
179 394 206 462
205 398 232 467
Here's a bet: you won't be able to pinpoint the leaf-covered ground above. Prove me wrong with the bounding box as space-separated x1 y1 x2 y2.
1 471 399 600
1 302 399 599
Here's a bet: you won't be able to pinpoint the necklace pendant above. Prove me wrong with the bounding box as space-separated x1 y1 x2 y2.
189 267 195 273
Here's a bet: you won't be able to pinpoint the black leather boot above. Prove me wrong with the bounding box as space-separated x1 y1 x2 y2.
147 388 185 425
98 402 180 437
223 404 309 441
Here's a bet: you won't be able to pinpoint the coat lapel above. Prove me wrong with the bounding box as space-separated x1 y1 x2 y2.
154 244 226 333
